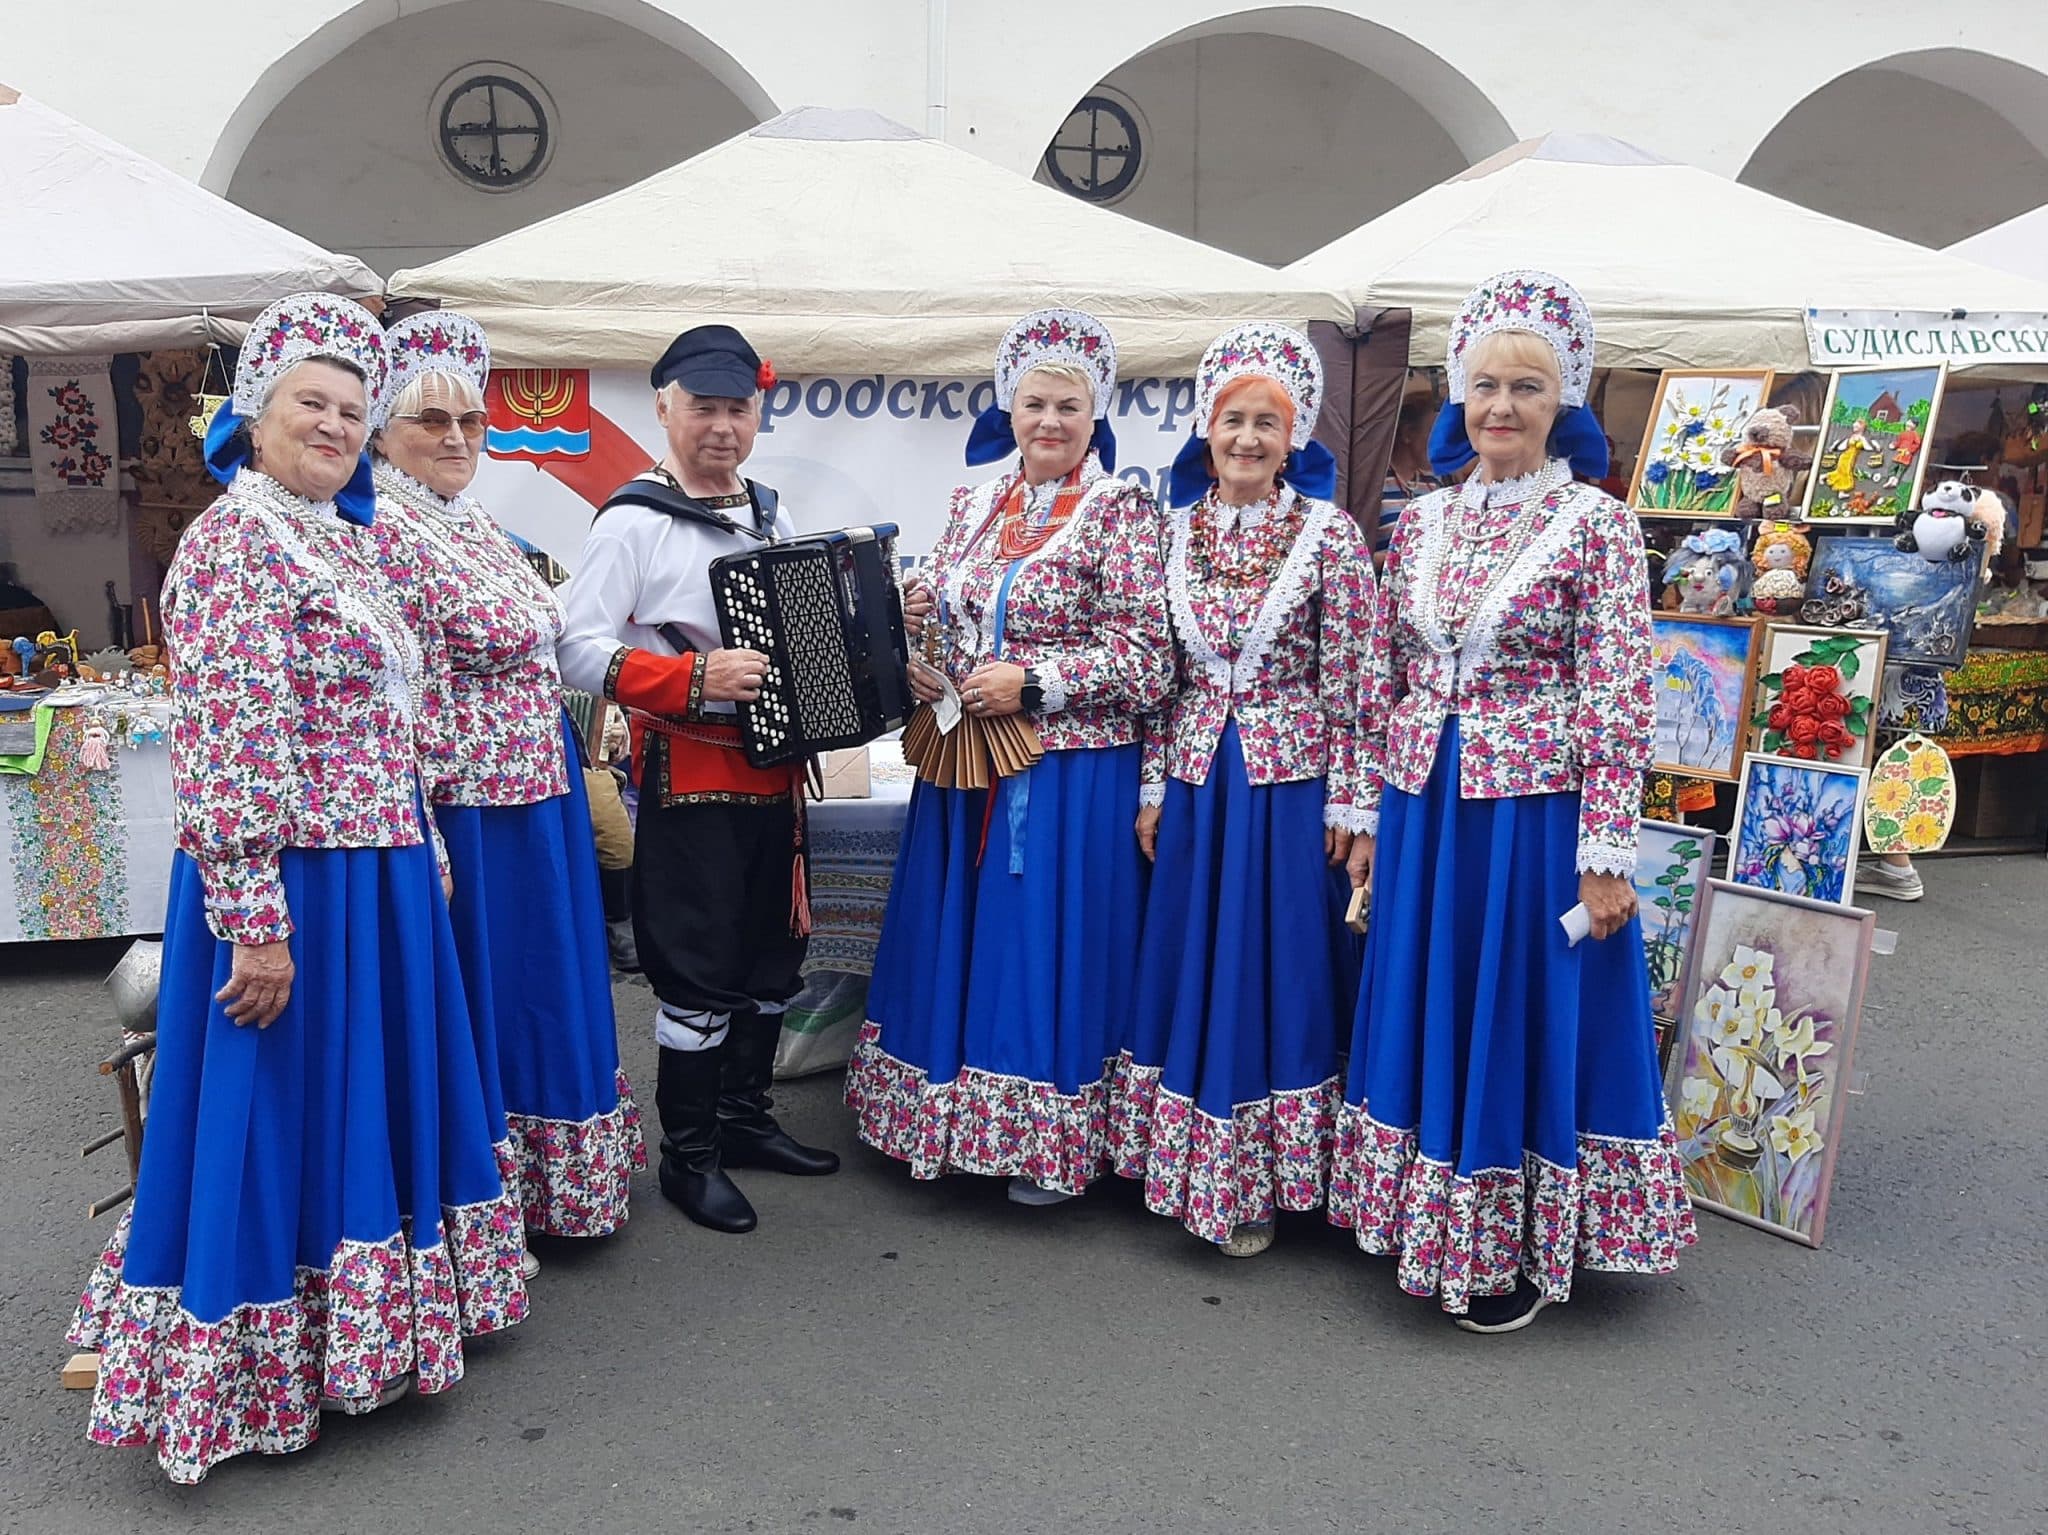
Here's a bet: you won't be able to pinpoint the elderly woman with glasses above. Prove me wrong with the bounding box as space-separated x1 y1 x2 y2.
371 311 644 1250
68 294 527 1484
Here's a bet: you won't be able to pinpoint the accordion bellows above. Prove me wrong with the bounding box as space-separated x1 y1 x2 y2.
711 526 911 768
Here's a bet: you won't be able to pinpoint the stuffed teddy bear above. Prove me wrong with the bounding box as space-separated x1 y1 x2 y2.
1749 522 1812 615
1662 528 1753 615
1720 405 1812 519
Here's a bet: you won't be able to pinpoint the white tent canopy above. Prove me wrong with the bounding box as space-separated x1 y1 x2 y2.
0 87 378 353
390 107 1353 375
1289 133 2048 373
1947 203 2048 284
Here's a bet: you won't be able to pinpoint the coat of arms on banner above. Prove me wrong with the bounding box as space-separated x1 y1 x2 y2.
487 370 591 463
27 355 119 533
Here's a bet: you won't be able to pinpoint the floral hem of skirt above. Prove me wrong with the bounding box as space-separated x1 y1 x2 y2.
505 1068 649 1237
1106 1054 1339 1245
843 1021 1113 1194
1326 1104 1698 1315
67 1165 529 1484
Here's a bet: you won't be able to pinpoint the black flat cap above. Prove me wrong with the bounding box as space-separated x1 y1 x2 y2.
651 323 764 398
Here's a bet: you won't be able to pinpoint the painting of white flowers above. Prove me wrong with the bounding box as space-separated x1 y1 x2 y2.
1635 819 1718 1027
1628 369 1777 517
1667 879 1874 1245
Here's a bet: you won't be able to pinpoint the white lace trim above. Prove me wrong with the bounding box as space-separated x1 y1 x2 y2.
1138 781 1165 808
1164 490 1339 698
1355 807 1381 839
940 456 1110 671
1576 841 1637 878
1036 659 1069 714
1455 486 1595 692
1163 505 1227 690
1324 801 1374 834
1456 458 1573 513
373 460 564 654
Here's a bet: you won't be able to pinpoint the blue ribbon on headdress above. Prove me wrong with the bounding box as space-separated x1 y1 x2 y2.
203 398 378 525
1428 399 1609 483
965 404 1117 472
1166 431 1338 509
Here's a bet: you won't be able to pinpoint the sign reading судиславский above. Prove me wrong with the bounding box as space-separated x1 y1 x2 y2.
1806 309 2048 368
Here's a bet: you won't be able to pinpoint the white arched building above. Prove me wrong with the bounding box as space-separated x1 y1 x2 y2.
10 1 2048 272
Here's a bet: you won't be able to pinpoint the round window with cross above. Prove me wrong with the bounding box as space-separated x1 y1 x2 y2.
1043 94 1144 204
436 66 554 191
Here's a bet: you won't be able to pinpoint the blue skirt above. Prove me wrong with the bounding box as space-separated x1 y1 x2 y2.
69 835 529 1484
1111 723 1359 1242
438 717 644 1238
1328 721 1695 1312
847 744 1144 1192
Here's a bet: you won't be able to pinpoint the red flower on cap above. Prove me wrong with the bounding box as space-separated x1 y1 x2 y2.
757 358 778 390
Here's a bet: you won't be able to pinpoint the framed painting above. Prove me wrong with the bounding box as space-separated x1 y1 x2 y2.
1666 879 1873 1245
1627 369 1777 517
1802 364 1947 523
1635 819 1718 1026
1800 535 1978 669
1729 752 1870 904
1747 623 1888 770
1650 613 1760 781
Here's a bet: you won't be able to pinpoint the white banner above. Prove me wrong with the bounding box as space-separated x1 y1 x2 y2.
1805 308 2048 369
475 370 1202 568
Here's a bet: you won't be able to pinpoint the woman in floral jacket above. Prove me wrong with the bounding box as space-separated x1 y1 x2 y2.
1331 270 1696 1333
372 311 643 1248
846 308 1171 1204
68 294 527 1483
1109 324 1372 1256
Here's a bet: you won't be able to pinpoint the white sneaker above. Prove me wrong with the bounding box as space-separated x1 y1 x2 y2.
1006 1176 1076 1206
1219 1222 1275 1258
1854 862 1925 902
521 1249 541 1281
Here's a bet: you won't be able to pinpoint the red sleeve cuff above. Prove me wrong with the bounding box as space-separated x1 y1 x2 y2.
607 648 700 717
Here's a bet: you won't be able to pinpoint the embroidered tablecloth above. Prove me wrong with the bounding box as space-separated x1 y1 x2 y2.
0 707 174 942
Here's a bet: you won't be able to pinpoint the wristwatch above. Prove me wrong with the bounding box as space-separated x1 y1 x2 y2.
1019 668 1044 713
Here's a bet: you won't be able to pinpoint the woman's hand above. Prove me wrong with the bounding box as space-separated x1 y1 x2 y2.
218 940 294 1028
1325 825 1354 868
1579 871 1638 941
443 871 455 902
907 658 947 704
1136 804 1161 861
1346 835 1376 892
961 661 1026 718
902 579 936 639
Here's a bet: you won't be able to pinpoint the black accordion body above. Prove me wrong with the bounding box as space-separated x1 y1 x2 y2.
710 525 912 767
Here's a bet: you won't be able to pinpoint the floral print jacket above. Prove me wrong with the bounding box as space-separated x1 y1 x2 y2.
1141 488 1379 831
1371 464 1653 876
375 464 569 808
164 469 446 945
927 455 1172 751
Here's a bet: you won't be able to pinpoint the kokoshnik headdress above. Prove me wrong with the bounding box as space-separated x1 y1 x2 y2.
1429 268 1609 481
375 310 491 429
1167 321 1336 507
965 307 1120 470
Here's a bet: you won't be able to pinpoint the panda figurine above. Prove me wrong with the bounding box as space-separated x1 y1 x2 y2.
1896 479 1990 564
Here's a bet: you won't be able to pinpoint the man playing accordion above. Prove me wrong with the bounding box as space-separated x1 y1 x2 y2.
559 324 840 1235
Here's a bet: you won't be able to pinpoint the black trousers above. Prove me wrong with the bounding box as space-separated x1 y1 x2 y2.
631 785 809 1018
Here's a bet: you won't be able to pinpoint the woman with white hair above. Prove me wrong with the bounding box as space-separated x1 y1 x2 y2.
845 308 1171 1205
68 294 528 1483
371 311 644 1246
1330 271 1696 1333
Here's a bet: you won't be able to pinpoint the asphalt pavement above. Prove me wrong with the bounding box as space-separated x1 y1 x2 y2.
2 853 2044 1534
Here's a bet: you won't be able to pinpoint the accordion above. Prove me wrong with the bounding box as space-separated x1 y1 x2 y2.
710 525 912 767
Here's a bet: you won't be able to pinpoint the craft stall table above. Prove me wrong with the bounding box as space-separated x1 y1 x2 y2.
0 699 174 943
774 774 912 1079
1893 648 2048 847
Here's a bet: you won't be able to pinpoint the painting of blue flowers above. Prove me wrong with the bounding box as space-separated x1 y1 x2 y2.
1628 369 1776 516
1729 753 1869 904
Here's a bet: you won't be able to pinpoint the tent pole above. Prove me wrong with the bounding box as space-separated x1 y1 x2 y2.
926 0 948 140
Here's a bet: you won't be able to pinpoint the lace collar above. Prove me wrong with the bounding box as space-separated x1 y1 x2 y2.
1206 483 1285 535
374 459 478 524
1457 458 1574 515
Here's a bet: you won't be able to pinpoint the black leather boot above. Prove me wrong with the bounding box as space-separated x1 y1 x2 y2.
718 1011 841 1176
655 1042 757 1232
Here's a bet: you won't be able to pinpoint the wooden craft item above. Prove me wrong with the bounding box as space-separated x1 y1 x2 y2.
1863 734 1956 853
1344 884 1370 935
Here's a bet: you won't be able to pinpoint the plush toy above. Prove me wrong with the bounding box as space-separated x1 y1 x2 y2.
1897 479 2001 567
1662 528 1753 615
1720 406 1811 519
1749 522 1812 615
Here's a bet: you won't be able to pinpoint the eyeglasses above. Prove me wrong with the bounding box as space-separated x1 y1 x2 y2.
395 409 489 438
